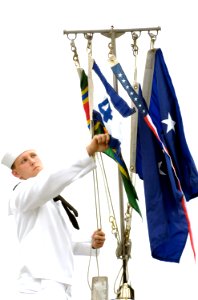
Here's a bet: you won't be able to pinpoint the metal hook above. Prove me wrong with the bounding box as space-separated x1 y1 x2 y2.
108 42 113 57
131 31 141 57
66 33 77 41
109 215 119 241
108 41 116 62
84 32 93 54
84 32 93 40
65 33 80 67
130 31 141 83
70 39 80 67
148 30 158 49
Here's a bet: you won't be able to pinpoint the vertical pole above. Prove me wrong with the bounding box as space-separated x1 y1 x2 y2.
110 28 125 262
109 28 134 300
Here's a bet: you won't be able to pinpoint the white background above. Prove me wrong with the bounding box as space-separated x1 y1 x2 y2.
0 1 198 299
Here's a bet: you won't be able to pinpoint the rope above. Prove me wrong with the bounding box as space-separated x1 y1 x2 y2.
85 34 105 289
97 152 120 243
92 167 102 229
87 247 99 290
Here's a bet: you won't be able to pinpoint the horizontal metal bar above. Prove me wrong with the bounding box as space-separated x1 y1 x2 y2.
63 26 161 37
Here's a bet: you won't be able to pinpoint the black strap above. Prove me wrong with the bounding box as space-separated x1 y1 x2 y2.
13 183 80 230
53 195 80 230
13 182 21 190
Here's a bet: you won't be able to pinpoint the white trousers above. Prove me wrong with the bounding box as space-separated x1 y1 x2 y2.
15 279 71 300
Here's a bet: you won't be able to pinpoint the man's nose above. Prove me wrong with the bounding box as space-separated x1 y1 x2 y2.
29 158 35 165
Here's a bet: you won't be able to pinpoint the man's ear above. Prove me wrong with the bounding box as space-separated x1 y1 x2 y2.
12 169 20 178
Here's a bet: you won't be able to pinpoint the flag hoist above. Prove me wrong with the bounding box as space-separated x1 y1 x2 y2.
64 26 165 300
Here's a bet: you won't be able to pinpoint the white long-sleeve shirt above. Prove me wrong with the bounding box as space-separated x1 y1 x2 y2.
9 151 97 286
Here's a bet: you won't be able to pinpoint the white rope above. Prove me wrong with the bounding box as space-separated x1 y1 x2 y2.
87 247 99 290
92 167 102 229
86 38 104 290
97 152 120 243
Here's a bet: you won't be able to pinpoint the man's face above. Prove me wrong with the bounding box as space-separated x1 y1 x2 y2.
12 150 43 180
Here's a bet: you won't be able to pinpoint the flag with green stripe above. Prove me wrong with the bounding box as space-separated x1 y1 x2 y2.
78 67 141 216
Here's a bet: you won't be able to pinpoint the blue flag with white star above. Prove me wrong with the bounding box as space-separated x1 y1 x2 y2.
136 49 198 262
149 49 198 202
136 86 189 262
111 50 197 262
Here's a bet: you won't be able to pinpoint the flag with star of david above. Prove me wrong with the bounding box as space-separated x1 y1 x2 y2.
78 65 141 216
110 50 198 262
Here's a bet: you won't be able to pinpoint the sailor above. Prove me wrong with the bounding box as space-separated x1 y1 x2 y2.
1 133 109 300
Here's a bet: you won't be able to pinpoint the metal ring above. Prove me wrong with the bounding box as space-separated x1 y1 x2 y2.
67 33 77 41
131 31 141 40
84 32 93 40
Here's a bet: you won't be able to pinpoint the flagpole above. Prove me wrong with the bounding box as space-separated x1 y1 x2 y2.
108 28 126 251
64 26 161 300
107 27 134 300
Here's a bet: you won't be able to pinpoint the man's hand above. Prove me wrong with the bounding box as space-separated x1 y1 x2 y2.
86 134 110 157
91 229 106 249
